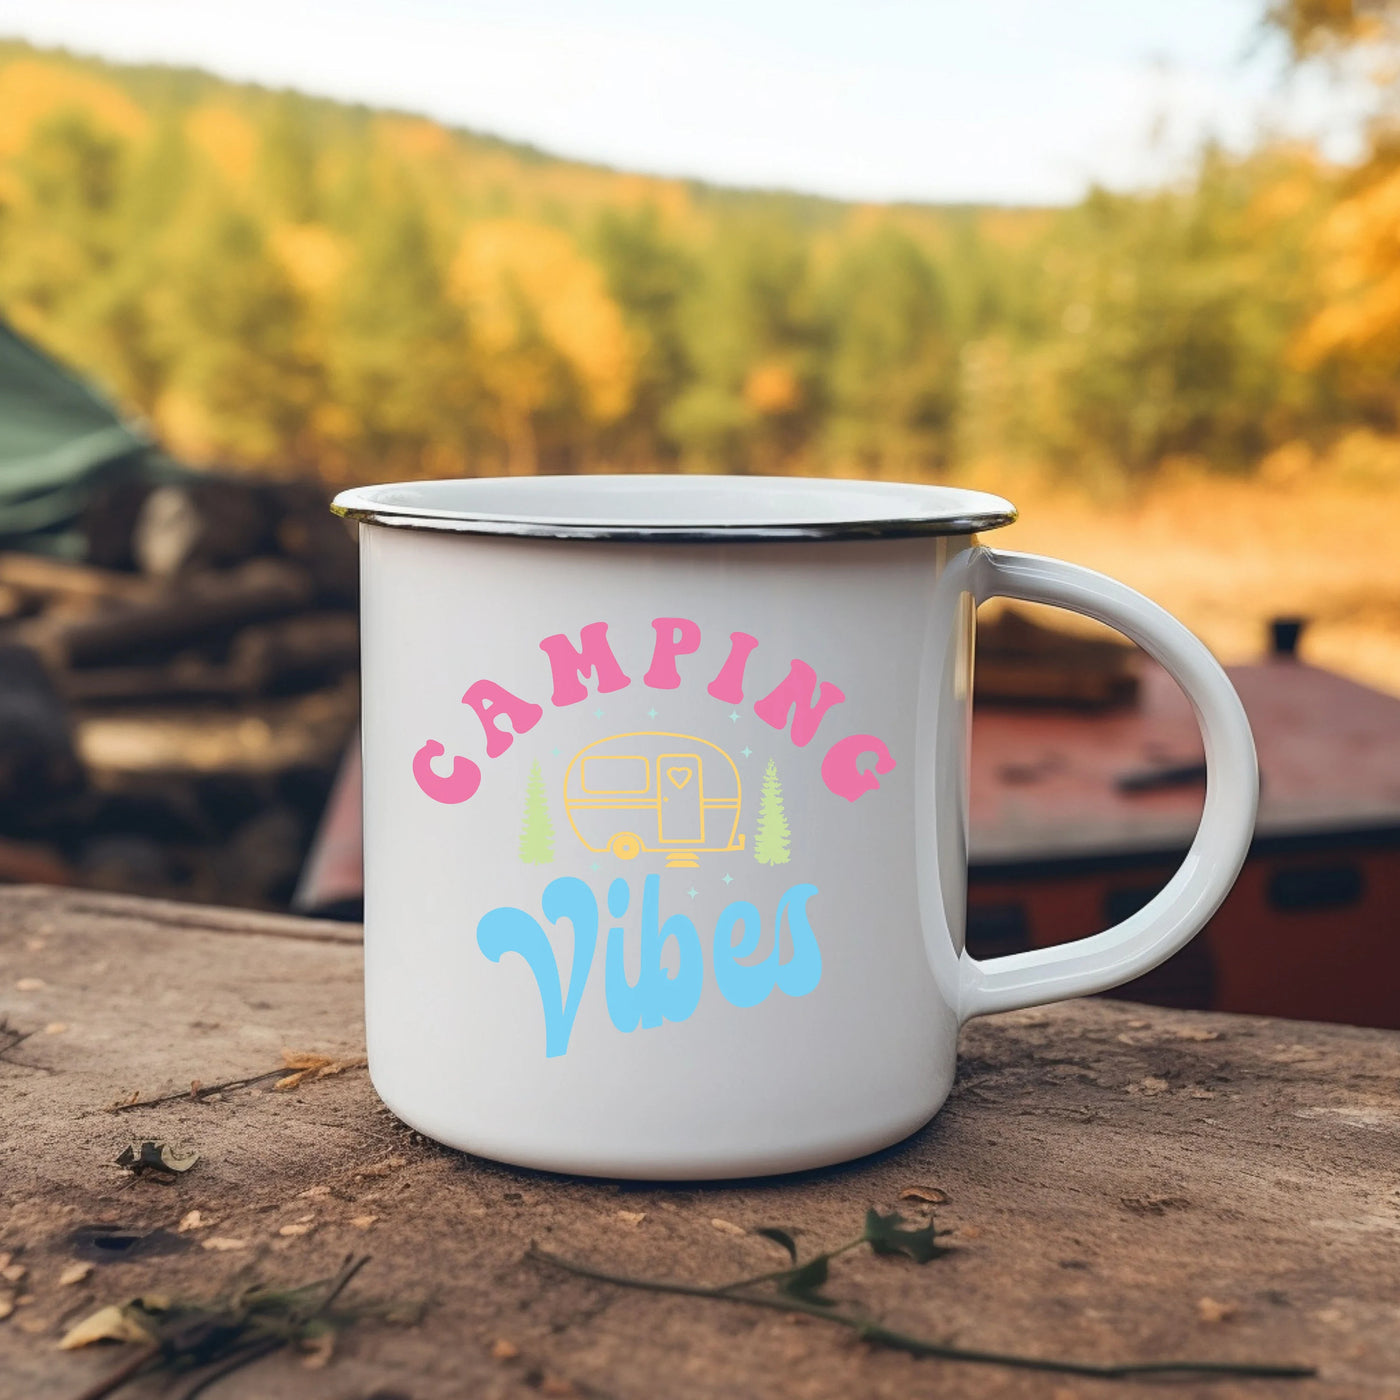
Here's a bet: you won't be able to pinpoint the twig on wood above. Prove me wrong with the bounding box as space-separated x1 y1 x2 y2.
107 1068 289 1112
67 1344 161 1400
0 1017 36 1058
0 1017 57 1074
107 1051 366 1113
175 1338 283 1400
527 1238 1315 1382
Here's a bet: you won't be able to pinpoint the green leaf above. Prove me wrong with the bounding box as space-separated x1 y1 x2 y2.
777 1253 837 1307
863 1209 952 1264
754 1227 797 1262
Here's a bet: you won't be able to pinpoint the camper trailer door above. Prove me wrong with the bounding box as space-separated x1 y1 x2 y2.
658 751 703 843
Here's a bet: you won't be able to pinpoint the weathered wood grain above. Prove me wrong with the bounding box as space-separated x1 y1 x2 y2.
2 885 1397 1400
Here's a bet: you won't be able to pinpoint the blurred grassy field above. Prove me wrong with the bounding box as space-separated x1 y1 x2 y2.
985 464 1400 695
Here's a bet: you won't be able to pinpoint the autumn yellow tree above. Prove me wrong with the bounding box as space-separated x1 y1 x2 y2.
449 219 634 474
1271 1 1400 431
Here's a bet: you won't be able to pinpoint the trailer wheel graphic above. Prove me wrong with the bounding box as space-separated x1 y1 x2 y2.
610 832 643 860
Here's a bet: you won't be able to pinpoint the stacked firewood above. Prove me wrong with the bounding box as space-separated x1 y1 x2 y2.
0 475 360 909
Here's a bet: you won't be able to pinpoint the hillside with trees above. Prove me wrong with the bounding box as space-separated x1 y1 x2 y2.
4 21 1397 496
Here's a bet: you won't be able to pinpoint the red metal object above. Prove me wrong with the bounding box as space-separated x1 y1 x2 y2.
291 732 363 917
969 659 1400 1028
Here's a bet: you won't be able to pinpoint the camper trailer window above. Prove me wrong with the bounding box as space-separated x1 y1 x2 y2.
582 755 650 794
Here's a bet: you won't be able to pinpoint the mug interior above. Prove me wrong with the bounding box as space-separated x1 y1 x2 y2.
332 474 1017 540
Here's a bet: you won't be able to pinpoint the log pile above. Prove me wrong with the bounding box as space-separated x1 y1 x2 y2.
0 475 359 910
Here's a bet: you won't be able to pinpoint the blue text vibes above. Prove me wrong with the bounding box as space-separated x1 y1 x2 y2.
476 876 822 1056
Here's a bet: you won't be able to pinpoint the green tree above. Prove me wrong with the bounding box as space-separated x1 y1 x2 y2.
518 760 556 865
667 216 823 471
752 759 791 866
823 226 956 474
591 204 695 467
1028 153 1321 478
257 91 319 222
157 194 320 466
328 185 475 477
0 112 129 366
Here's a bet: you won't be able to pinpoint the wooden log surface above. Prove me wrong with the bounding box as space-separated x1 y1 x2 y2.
1 885 1397 1400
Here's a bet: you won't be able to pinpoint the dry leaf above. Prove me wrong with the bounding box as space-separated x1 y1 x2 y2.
350 1215 378 1230
0 1253 9 1270
201 1237 247 1252
616 1210 646 1225
299 1185 332 1199
58 1262 93 1287
15 978 45 992
1128 1076 1170 1095
1175 1027 1221 1042
710 1218 746 1236
958 1225 983 1239
177 1210 208 1233
0 1297 13 1321
58 1305 156 1350
43 1022 67 1035
899 1186 949 1205
1198 1297 1238 1324
355 1156 406 1179
274 1049 367 1091
278 1222 315 1237
1 1264 26 1285
540 1375 576 1397
491 1337 521 1361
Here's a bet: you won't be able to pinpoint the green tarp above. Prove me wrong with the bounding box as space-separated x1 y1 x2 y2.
0 319 178 555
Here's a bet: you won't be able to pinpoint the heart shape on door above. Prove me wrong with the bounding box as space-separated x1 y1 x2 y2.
666 766 693 789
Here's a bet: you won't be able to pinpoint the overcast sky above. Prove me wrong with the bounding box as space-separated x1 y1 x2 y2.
0 0 1366 204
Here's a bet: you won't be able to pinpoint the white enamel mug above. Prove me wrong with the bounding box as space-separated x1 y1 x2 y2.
333 476 1257 1179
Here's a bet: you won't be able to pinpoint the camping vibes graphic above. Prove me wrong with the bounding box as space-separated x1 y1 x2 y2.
410 616 895 1056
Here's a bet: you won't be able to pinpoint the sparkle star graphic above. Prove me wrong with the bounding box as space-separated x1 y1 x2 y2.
728 710 740 723
593 707 604 719
722 873 733 886
740 745 752 758
647 707 658 719
687 886 699 900
589 862 600 872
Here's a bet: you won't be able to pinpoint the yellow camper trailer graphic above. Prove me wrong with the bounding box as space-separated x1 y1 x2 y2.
563 731 745 868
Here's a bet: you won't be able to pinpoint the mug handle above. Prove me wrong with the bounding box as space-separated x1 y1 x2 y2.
957 547 1259 1021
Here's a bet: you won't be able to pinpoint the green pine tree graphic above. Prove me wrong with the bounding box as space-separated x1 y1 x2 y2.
518 760 555 864
752 758 791 865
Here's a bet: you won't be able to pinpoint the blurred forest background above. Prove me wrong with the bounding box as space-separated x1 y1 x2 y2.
2 0 1399 688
